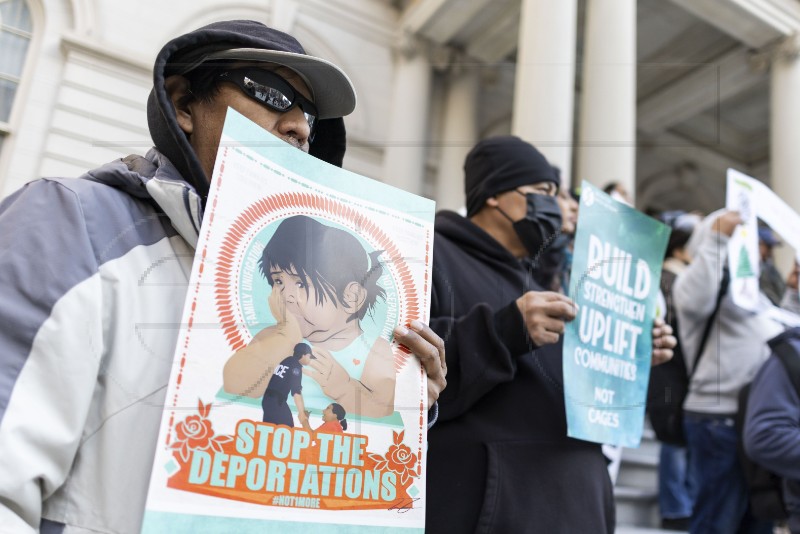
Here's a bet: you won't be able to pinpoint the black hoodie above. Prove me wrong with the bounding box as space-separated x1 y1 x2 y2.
426 210 615 533
147 20 348 202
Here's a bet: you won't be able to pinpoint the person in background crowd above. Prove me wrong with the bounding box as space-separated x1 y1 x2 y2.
603 181 633 206
782 261 800 314
652 210 700 531
533 166 578 293
759 226 786 306
674 210 789 534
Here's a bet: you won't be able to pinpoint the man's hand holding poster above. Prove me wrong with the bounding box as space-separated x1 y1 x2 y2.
563 182 670 448
142 109 434 532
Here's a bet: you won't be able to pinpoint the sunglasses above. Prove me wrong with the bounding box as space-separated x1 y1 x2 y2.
219 68 318 141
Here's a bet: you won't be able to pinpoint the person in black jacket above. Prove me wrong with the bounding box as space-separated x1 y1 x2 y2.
426 136 675 533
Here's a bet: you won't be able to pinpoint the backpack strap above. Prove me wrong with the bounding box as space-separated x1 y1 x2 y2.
770 327 800 399
690 267 731 377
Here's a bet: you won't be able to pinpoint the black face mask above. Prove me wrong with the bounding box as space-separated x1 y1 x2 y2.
498 191 563 258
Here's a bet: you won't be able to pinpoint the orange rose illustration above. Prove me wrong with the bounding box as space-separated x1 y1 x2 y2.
386 441 415 473
170 399 232 462
175 415 214 449
367 430 419 485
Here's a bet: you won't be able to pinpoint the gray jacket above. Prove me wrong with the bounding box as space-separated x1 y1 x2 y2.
674 224 784 415
0 150 199 533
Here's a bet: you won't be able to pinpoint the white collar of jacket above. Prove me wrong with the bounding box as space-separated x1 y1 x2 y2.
139 149 202 248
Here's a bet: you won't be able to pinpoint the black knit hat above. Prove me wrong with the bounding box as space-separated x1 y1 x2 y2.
464 136 559 217
147 20 354 199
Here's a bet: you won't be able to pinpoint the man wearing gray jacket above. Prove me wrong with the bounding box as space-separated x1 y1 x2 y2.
0 20 446 533
674 210 785 534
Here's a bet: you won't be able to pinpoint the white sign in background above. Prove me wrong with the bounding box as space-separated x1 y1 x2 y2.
726 168 800 314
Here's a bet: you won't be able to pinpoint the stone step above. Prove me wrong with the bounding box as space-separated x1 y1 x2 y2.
615 485 659 529
616 450 659 490
614 418 669 530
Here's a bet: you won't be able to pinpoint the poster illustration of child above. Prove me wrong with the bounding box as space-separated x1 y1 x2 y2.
223 215 396 419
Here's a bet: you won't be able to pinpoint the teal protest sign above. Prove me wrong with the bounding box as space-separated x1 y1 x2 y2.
563 182 670 448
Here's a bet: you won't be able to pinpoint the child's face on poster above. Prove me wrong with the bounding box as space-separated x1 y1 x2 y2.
269 268 356 342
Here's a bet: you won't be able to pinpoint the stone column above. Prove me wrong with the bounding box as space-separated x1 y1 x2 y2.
435 64 480 211
381 33 432 194
769 35 800 271
511 0 578 187
575 0 637 199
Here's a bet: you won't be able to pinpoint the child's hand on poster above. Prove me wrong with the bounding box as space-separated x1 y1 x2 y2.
268 283 284 319
268 286 302 343
305 347 352 399
298 409 310 428
305 343 395 418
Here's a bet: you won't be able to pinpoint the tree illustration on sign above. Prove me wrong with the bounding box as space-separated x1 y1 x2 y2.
736 244 755 279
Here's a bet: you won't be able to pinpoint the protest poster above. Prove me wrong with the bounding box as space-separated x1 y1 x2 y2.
726 168 800 312
141 109 435 532
726 169 762 311
563 182 670 448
